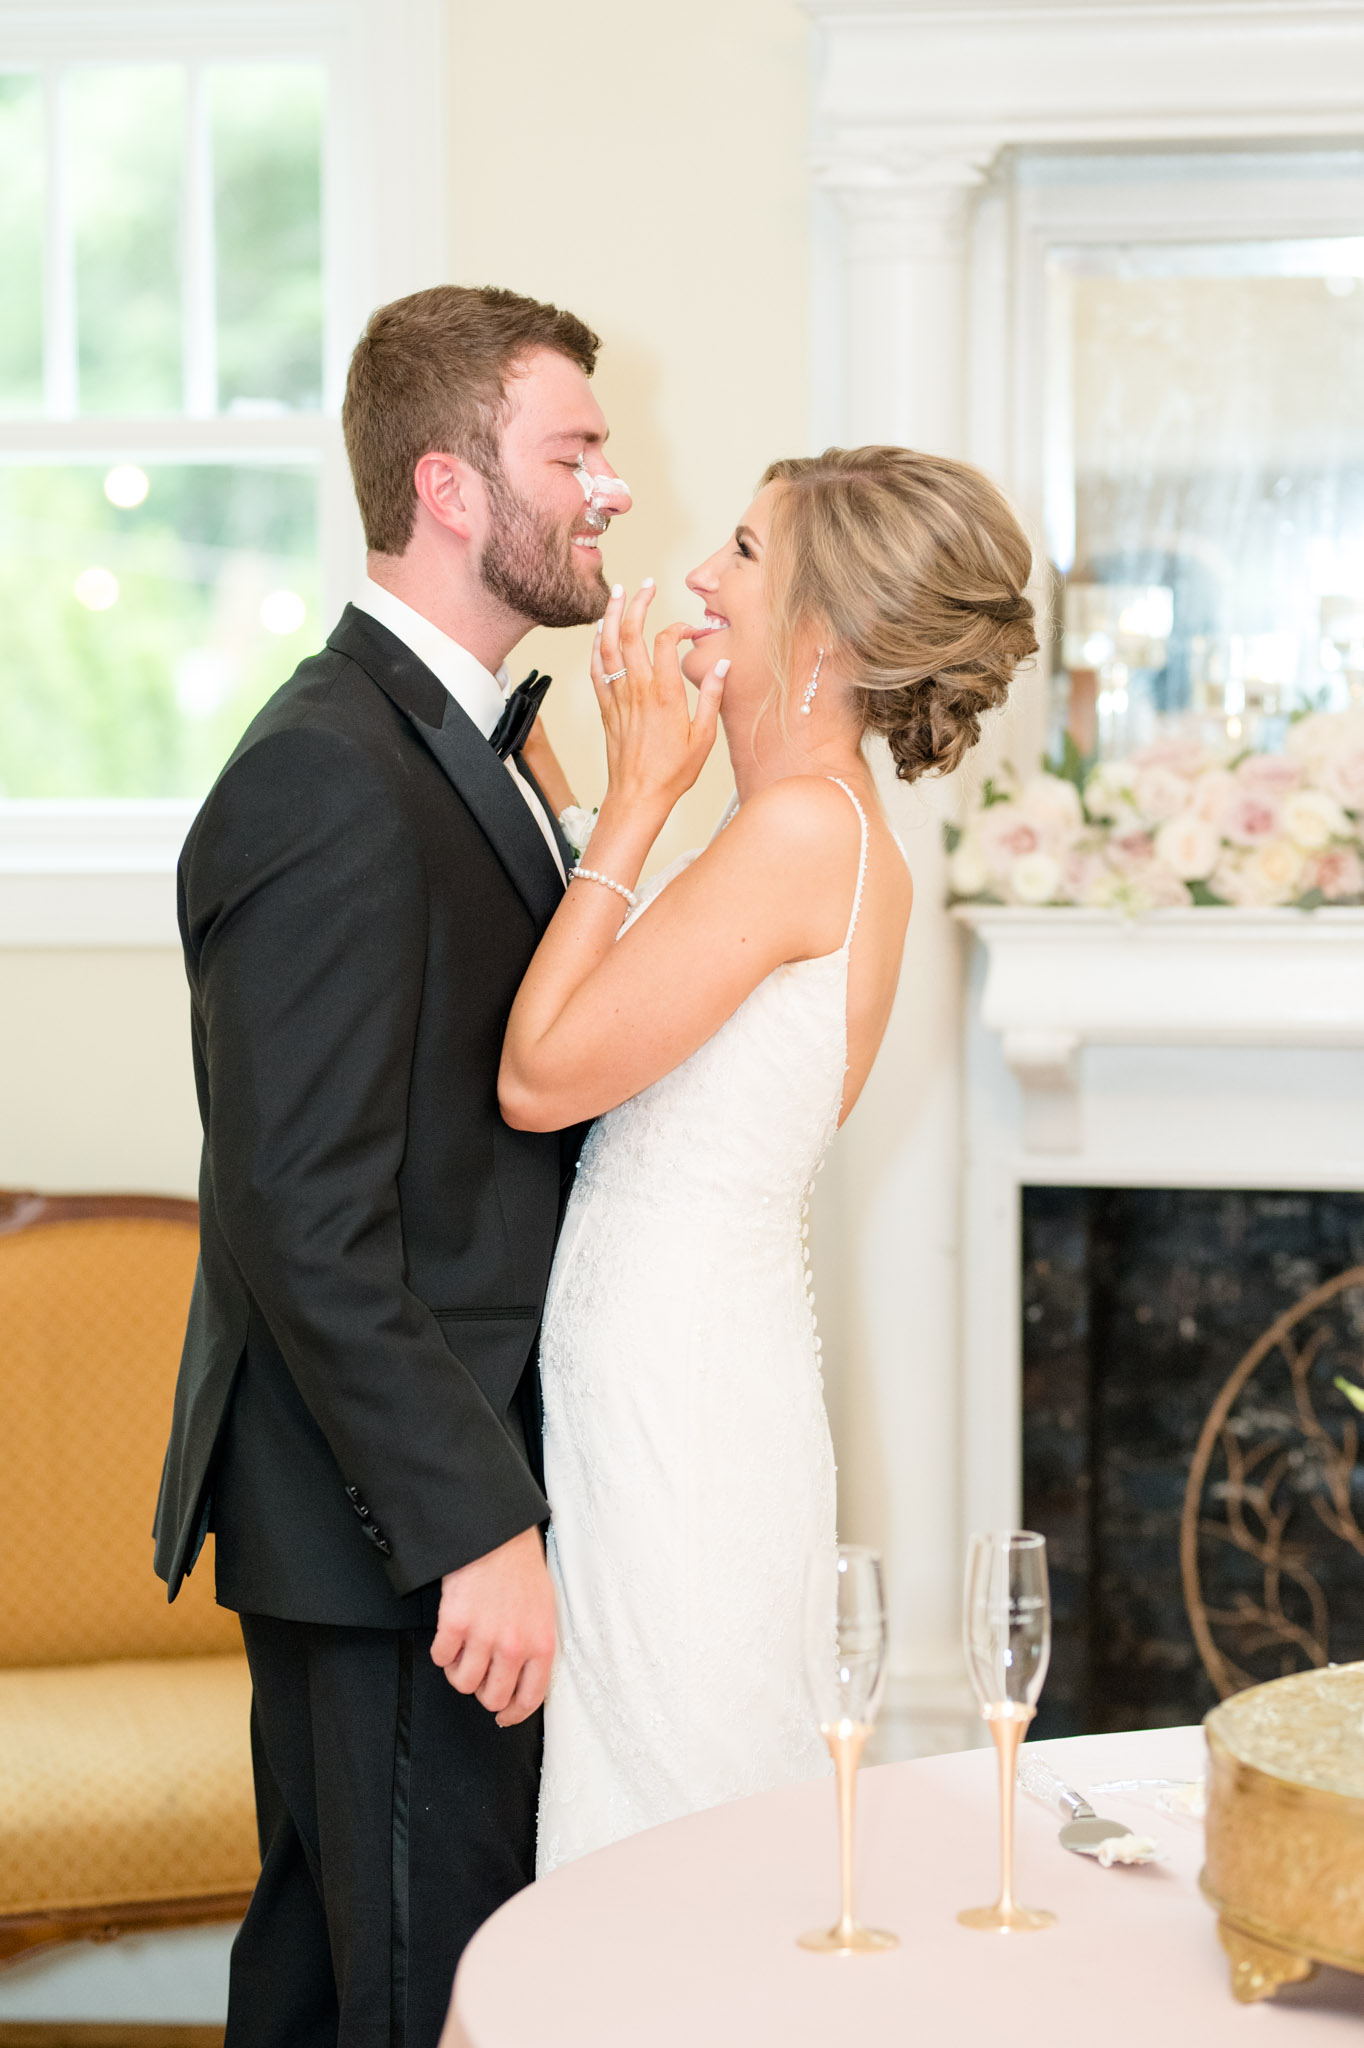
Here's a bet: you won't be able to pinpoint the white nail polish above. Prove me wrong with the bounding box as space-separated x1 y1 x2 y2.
641 576 655 588
611 584 624 599
715 659 731 677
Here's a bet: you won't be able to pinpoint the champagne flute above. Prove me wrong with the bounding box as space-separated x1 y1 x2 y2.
798 1545 899 1955
958 1530 1056 1933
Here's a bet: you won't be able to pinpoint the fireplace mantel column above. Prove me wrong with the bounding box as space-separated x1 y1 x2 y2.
821 159 989 455
812 152 992 1750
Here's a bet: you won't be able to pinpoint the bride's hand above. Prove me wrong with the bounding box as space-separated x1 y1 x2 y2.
592 581 727 815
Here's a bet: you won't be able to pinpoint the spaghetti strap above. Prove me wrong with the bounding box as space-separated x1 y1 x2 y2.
825 776 870 953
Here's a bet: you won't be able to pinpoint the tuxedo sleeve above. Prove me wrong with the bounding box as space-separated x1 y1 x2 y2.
184 723 549 1594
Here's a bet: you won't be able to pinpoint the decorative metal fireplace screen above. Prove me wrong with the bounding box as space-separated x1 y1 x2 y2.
1022 1187 1364 1739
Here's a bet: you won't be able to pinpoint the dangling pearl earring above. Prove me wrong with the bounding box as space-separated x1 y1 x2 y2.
800 647 825 717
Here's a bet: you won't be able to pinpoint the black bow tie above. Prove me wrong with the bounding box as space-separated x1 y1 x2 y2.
490 670 552 760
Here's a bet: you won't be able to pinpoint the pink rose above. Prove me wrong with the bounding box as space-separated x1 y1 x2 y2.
1235 753 1300 797
1132 733 1213 778
978 804 1042 879
1191 769 1237 828
1059 845 1109 903
1107 827 1156 875
1303 845 1364 901
1221 788 1282 846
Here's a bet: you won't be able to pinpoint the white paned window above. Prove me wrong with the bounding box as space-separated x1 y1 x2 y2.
1 60 327 800
0 0 447 941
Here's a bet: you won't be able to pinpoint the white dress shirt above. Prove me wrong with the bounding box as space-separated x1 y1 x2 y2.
352 578 566 882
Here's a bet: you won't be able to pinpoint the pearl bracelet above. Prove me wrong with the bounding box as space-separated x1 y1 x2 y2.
570 864 639 911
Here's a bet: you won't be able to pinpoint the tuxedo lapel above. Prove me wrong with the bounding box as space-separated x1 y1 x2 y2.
328 606 565 934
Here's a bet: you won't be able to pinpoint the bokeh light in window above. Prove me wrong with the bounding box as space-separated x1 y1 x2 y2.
0 463 318 797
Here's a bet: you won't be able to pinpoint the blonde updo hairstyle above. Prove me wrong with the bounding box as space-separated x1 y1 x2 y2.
760 446 1037 782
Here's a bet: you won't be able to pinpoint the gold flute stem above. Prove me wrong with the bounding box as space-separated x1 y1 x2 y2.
826 1722 869 1941
987 1707 1032 1914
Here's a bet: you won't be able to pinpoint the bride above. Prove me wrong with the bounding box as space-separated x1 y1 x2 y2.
499 444 1036 1874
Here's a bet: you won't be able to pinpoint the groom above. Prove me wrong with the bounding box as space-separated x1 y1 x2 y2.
154 284 628 2047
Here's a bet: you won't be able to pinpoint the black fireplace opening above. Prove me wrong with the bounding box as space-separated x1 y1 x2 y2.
1022 1186 1364 1740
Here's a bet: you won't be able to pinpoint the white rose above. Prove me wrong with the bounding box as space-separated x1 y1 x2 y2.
948 835 991 898
1209 852 1256 905
1287 706 1364 778
1321 742 1364 815
1125 867 1193 912
1084 760 1139 824
1190 769 1236 828
1241 838 1307 905
1286 711 1335 773
1154 813 1219 880
1080 865 1126 909
1134 762 1194 825
558 804 598 857
1018 773 1083 837
1008 850 1061 904
1281 786 1348 851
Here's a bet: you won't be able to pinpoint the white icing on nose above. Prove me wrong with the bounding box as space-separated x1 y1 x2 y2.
573 456 632 529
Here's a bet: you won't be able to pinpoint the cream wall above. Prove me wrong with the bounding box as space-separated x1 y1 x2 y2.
448 0 812 861
0 949 203 1194
0 0 811 1199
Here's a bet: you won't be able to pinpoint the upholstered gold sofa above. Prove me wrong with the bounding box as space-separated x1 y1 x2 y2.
0 1192 257 1968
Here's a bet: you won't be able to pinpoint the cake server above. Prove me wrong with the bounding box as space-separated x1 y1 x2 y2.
1018 1756 1159 1862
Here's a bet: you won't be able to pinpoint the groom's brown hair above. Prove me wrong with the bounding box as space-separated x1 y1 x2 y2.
343 284 601 556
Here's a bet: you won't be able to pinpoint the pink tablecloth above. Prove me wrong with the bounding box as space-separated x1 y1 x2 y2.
447 1723 1364 2047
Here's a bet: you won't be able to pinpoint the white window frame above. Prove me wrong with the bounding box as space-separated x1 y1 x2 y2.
0 0 449 945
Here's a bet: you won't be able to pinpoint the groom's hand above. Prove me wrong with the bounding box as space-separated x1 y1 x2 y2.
431 1526 557 1727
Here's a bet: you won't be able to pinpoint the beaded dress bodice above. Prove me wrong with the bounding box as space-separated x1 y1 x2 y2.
535 780 870 1875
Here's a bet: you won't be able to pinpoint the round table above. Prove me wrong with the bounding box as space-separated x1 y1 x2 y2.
446 1725 1364 2046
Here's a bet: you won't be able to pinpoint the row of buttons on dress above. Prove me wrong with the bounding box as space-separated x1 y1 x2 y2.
801 1187 823 1375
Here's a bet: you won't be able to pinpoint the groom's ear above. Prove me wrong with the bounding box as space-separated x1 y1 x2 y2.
412 450 486 545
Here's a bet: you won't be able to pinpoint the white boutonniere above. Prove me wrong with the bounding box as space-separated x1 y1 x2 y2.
559 805 598 859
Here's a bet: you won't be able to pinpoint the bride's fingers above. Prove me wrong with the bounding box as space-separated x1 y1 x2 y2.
650 620 691 690
618 579 655 683
589 619 610 712
598 583 627 682
690 658 729 751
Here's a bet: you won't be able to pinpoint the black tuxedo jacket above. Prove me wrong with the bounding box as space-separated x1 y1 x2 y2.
153 606 578 1629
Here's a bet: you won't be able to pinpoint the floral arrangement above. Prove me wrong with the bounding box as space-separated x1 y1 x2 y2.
947 708 1364 912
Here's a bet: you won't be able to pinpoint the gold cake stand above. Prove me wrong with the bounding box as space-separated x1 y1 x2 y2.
1201 1661 1364 2002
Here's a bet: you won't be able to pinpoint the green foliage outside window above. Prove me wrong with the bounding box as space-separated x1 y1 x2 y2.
0 464 317 798
0 62 328 799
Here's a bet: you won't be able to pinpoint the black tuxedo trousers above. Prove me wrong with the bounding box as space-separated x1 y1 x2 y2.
153 608 578 2045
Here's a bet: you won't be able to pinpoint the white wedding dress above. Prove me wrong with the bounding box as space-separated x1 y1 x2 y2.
536 778 875 1876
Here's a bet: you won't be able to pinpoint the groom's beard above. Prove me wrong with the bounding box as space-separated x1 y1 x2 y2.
480 468 608 629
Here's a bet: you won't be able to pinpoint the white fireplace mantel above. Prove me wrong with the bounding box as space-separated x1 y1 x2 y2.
956 903 1364 1607
957 905 1364 1149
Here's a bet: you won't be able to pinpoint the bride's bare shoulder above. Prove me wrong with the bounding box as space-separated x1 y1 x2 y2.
715 774 863 867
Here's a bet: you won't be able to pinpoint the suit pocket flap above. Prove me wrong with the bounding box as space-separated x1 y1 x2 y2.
432 1309 539 1414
